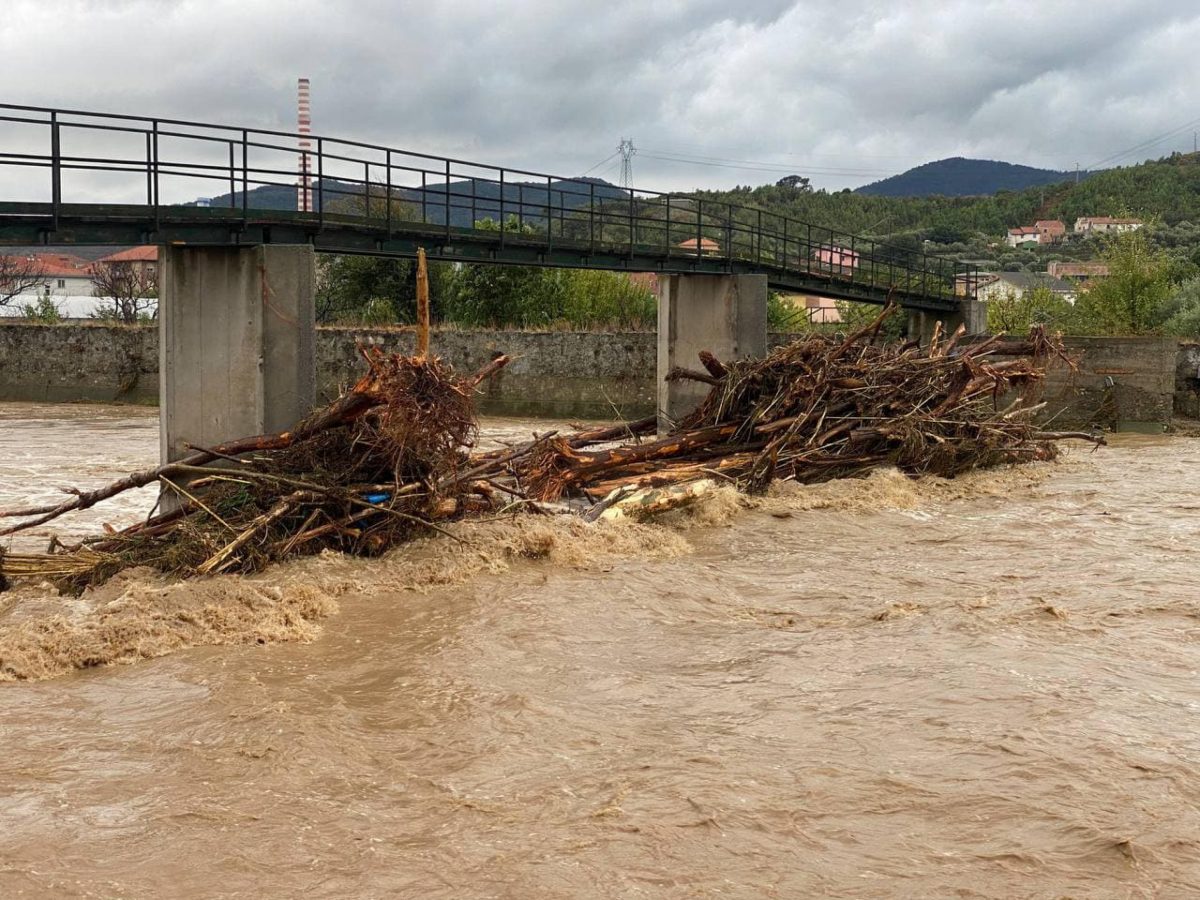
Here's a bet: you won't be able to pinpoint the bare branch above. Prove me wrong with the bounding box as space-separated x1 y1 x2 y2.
91 260 158 324
0 254 48 307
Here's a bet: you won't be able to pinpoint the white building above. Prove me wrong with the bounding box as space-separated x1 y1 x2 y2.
1 246 160 319
1005 226 1041 248
0 252 101 318
1073 217 1144 236
976 272 1077 305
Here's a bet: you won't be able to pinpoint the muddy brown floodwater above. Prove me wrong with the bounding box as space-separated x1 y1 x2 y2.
2 402 1200 898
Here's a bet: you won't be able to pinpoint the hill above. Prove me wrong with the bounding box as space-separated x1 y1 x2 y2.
695 152 1200 246
856 157 1083 198
195 177 628 228
190 152 1200 248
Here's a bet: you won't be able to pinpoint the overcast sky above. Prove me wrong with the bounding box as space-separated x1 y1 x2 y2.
3 0 1200 193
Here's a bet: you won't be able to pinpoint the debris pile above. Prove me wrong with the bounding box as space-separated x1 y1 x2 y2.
0 304 1101 593
511 309 1092 501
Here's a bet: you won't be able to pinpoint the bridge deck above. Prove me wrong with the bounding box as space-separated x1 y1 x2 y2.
0 103 977 313
0 201 960 312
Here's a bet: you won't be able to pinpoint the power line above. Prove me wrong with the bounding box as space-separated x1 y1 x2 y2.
578 150 620 177
639 146 894 177
639 151 891 179
647 142 916 163
1086 112 1200 170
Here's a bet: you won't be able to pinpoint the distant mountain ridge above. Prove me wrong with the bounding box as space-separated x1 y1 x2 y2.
856 157 1086 198
195 176 628 228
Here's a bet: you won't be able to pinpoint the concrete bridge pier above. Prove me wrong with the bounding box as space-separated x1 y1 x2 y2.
159 244 316 464
656 274 767 430
906 296 987 346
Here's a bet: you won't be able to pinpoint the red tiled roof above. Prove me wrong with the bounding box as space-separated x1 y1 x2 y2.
676 237 720 252
96 245 158 263
1 252 93 278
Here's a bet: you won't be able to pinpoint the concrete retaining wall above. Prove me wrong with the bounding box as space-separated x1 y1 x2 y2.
1043 336 1182 429
1178 342 1200 420
0 323 1194 426
0 323 158 404
323 329 657 418
0 323 659 418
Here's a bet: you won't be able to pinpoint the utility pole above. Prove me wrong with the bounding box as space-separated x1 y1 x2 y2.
1075 163 1080 184
617 138 636 188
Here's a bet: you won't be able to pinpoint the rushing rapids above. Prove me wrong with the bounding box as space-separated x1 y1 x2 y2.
1 402 1199 897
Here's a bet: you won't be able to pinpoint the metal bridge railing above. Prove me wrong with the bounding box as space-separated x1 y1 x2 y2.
0 103 978 307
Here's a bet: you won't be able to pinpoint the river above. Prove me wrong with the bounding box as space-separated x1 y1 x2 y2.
1 401 1198 898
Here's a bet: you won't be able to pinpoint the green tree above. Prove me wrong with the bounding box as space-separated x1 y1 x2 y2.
986 286 1073 333
316 255 455 324
1069 230 1173 334
1156 278 1200 336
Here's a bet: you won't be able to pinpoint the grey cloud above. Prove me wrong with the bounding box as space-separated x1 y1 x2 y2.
2 0 1199 193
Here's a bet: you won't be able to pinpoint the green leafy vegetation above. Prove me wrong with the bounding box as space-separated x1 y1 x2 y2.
318 218 655 330
18 294 63 324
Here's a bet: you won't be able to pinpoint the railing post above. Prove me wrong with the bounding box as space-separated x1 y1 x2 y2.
444 159 451 243
363 161 371 219
151 120 160 229
695 198 703 261
756 208 762 263
627 190 635 257
227 141 236 209
664 195 671 259
782 218 788 268
387 151 394 237
49 111 61 230
315 137 324 228
240 129 248 226
145 131 153 207
546 175 553 252
727 203 734 267
499 169 505 248
589 181 596 256
518 183 524 233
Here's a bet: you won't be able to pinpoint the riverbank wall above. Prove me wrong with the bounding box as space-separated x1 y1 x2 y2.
0 323 1194 427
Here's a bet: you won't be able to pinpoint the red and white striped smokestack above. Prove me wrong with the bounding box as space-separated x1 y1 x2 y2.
297 77 312 213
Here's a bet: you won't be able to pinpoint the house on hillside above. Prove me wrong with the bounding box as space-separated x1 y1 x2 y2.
976 271 1077 304
1035 220 1066 243
1074 217 1143 236
813 245 859 274
676 237 720 256
1006 220 1066 248
1006 226 1041 248
1047 261 1109 281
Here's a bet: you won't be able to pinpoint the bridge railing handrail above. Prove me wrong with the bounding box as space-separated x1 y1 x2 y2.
0 102 977 305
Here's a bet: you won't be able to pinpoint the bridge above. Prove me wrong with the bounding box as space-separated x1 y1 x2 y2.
0 103 982 454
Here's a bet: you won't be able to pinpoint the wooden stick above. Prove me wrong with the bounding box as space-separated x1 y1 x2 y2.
416 247 431 359
197 491 308 576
